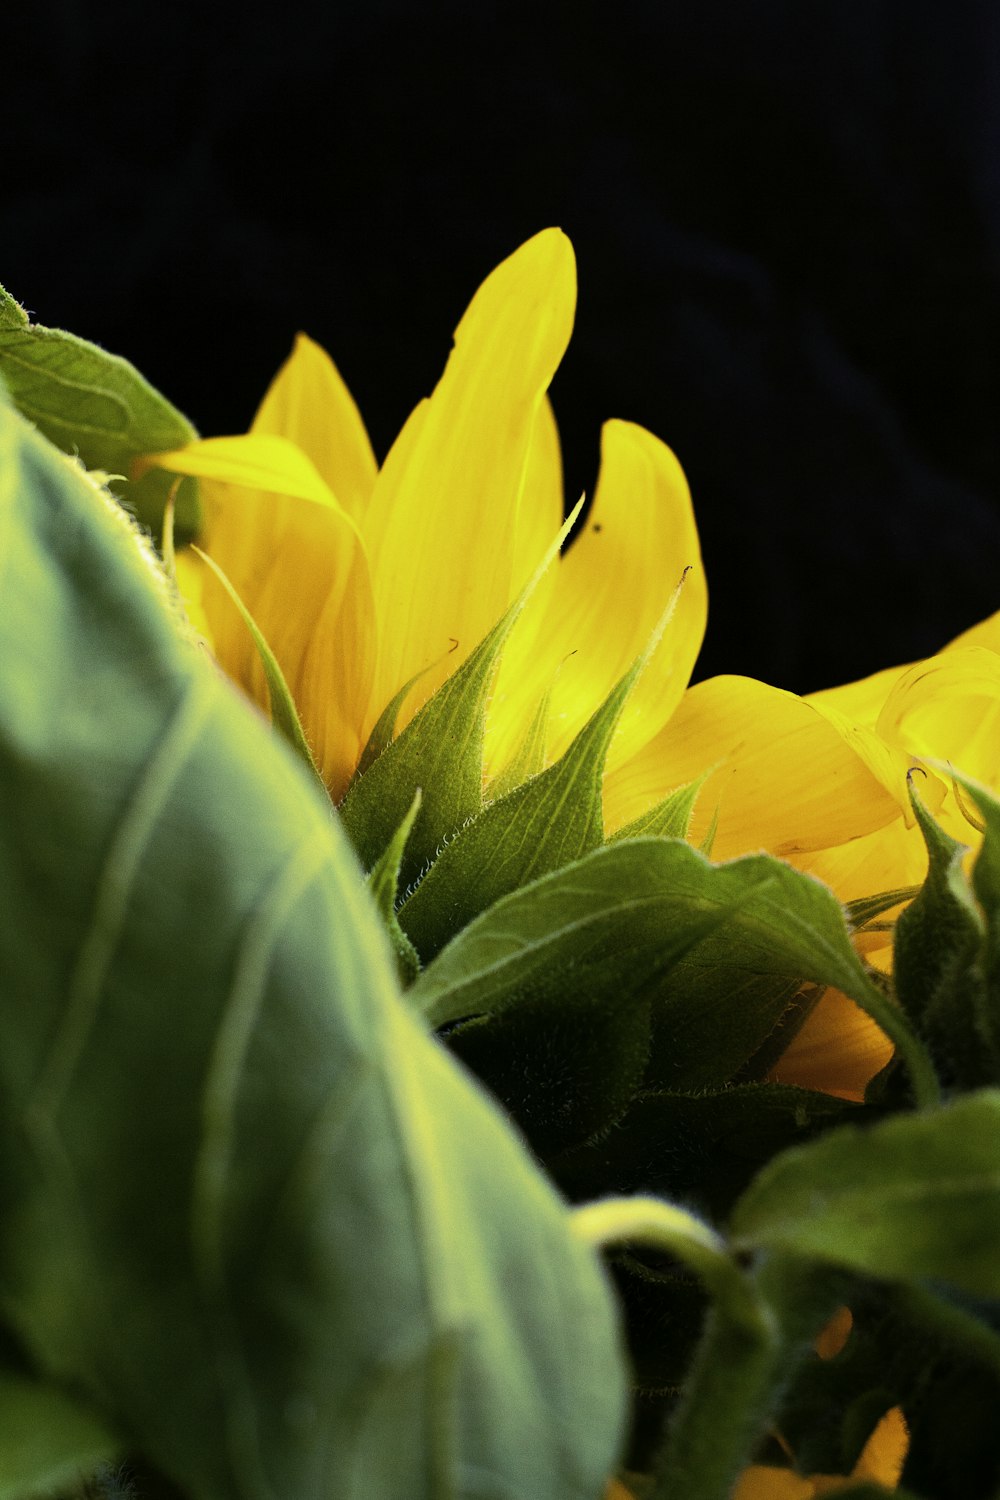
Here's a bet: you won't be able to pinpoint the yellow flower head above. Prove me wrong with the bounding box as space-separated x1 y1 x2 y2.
150 229 707 805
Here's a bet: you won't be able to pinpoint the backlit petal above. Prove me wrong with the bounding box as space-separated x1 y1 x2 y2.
164 461 376 802
488 420 705 780
361 228 576 735
731 1467 814 1500
251 332 377 523
877 647 1000 787
147 433 342 508
603 675 902 856
486 395 566 776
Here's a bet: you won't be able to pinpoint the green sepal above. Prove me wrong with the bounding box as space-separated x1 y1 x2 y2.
935 766 1000 1075
732 1090 1000 1297
845 885 920 933
486 683 552 800
608 773 706 843
410 835 937 1101
0 281 199 537
190 545 323 785
399 584 688 960
366 792 422 986
893 772 989 1086
338 499 583 880
0 1367 120 1500
350 661 434 786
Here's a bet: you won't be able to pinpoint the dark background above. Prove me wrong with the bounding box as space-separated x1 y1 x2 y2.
6 0 1000 694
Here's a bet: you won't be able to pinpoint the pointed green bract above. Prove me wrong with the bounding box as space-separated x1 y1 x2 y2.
366 791 422 984
608 773 705 843
339 499 584 881
0 281 199 536
191 544 323 783
486 683 553 800
893 774 989 1086
732 1091 1000 1297
0 1369 120 1500
939 766 1000 1072
400 657 642 958
0 407 626 1500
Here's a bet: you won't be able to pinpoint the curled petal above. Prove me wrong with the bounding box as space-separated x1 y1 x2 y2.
604 675 902 857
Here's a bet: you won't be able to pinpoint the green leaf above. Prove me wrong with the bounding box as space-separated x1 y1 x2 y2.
366 791 422 985
732 1091 1000 1297
400 580 688 961
0 408 626 1499
552 1083 857 1223
409 837 935 1106
0 1369 119 1500
338 499 583 881
893 773 989 1086
191 544 323 784
0 281 198 536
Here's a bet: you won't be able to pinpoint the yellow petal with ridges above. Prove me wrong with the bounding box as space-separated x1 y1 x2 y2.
877 647 1000 787
488 419 705 780
170 465 376 802
603 675 902 858
806 658 911 729
361 228 577 738
486 395 565 775
147 432 344 509
251 332 377 523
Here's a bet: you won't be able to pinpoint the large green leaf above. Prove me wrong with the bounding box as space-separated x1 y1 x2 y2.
0 282 198 535
0 1367 119 1500
0 407 626 1499
731 1091 1000 1297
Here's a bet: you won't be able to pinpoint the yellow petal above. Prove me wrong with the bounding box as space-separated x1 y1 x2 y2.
147 432 343 508
731 1466 815 1500
876 647 1000 787
806 659 911 728
361 228 577 735
250 332 377 523
485 395 566 776
162 448 376 800
603 675 902 857
850 1406 908 1486
488 419 706 779
767 987 894 1102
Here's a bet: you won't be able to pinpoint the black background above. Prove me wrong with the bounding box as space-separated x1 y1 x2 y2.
6 0 1000 694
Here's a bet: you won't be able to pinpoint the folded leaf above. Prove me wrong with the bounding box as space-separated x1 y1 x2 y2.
0 406 627 1500
732 1092 1000 1297
0 281 198 535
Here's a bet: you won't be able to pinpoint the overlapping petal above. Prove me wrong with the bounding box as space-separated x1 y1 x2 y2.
250 331 377 522
148 433 376 799
603 675 904 856
361 227 577 737
487 418 706 779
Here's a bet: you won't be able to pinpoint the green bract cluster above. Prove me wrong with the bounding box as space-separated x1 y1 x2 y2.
3 288 1000 1500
